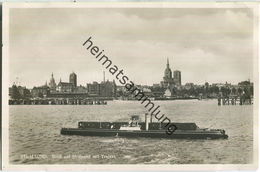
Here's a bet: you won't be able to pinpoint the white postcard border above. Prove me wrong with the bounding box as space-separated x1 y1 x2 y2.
2 2 259 171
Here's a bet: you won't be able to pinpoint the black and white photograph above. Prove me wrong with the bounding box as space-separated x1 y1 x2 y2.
2 2 258 170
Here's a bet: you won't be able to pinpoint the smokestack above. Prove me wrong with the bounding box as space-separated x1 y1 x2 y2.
145 113 149 131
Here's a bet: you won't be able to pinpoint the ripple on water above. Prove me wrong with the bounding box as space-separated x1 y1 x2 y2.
9 100 253 164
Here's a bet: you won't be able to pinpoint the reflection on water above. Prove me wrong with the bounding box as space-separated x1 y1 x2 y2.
9 100 253 164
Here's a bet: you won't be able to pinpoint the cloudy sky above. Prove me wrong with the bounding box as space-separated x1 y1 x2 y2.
9 7 254 88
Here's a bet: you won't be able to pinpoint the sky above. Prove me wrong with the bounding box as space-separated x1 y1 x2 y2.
9 7 255 88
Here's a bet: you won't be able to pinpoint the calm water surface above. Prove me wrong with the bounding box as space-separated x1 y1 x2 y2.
9 100 253 164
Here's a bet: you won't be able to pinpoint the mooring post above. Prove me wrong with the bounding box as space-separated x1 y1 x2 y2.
218 98 221 106
145 113 149 131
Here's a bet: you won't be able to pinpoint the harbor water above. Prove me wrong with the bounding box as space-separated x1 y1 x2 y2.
9 99 253 164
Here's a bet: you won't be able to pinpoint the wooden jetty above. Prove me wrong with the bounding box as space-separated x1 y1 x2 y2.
9 98 108 105
217 95 253 106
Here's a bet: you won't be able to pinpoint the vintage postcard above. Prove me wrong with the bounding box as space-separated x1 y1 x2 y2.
2 2 259 171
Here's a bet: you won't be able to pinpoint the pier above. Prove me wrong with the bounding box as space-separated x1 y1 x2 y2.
9 98 108 105
217 96 253 106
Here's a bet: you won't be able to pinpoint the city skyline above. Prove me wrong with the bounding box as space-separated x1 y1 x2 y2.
10 8 254 88
10 61 251 89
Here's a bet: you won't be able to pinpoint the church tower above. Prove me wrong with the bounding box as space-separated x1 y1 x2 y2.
69 72 77 87
163 58 173 82
160 58 175 89
49 73 56 90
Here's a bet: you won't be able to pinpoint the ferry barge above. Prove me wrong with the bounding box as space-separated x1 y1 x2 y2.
61 114 228 139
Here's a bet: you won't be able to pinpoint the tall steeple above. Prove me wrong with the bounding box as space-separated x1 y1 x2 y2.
164 58 172 80
167 58 170 68
49 72 56 90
